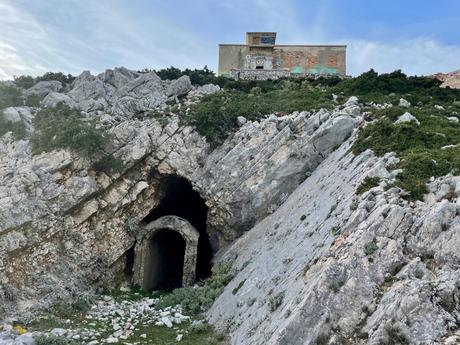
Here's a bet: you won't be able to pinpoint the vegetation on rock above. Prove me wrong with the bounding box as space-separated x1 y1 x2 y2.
14 72 75 89
356 176 381 195
0 84 23 108
31 103 123 174
0 112 27 139
157 261 234 314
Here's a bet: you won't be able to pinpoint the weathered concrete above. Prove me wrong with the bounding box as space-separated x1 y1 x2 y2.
218 32 346 77
133 216 200 290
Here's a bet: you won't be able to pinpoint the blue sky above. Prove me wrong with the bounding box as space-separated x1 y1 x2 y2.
1 0 459 79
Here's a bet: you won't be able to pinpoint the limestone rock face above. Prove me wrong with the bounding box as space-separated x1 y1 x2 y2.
1 68 459 345
197 108 360 243
26 81 62 97
67 68 192 116
0 79 360 320
207 143 460 345
433 69 460 89
41 92 77 108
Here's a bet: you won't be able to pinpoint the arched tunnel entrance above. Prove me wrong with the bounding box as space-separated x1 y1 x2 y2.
133 175 212 291
146 230 185 291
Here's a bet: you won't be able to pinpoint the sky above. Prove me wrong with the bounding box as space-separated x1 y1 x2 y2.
1 0 460 80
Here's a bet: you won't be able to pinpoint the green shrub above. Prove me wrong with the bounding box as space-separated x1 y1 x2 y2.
92 154 124 174
157 261 234 314
268 291 285 312
31 103 123 174
0 113 27 139
334 69 440 96
25 94 43 107
35 335 77 345
124 216 141 237
383 324 409 345
36 72 75 85
14 75 35 89
31 103 109 158
364 239 378 256
356 176 381 195
181 86 332 146
330 226 341 236
0 84 23 108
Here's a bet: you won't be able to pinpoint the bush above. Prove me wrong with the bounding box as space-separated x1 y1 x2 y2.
31 103 110 158
36 72 75 85
31 103 123 173
181 86 332 146
334 69 440 96
35 335 77 345
356 176 381 195
92 154 124 174
157 261 234 314
14 75 35 89
364 239 378 256
268 291 285 312
154 66 216 86
25 94 43 107
0 113 27 139
0 84 23 108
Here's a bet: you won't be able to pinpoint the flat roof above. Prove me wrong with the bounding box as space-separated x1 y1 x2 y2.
246 32 277 35
219 44 347 47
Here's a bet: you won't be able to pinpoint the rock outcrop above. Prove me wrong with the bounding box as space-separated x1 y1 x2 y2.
433 69 460 89
0 68 360 322
1 67 459 345
207 140 460 345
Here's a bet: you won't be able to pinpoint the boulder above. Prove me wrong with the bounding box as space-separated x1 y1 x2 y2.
41 92 77 108
27 81 62 97
399 98 411 107
394 112 420 125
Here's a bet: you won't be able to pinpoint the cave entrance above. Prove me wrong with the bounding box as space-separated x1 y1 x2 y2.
144 229 186 291
133 175 212 291
142 175 212 280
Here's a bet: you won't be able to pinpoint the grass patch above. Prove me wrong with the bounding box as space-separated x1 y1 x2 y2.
232 279 246 295
0 112 27 139
356 176 381 195
157 261 234 314
35 335 77 345
383 324 409 345
0 84 23 108
30 102 124 174
180 86 333 146
268 291 285 312
364 239 378 256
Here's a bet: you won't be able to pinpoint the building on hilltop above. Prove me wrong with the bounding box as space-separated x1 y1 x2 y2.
218 32 347 80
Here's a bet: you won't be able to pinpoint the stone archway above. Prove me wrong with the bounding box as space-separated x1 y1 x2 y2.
133 215 200 291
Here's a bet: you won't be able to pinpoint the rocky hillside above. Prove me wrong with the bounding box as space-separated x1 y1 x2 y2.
433 69 460 89
1 68 460 344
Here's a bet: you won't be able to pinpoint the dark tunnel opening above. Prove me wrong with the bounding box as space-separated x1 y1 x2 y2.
124 245 135 278
144 230 186 291
142 175 212 282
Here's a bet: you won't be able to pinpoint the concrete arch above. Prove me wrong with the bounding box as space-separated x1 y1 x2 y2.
133 215 200 290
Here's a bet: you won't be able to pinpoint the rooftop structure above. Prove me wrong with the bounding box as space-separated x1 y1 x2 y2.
218 32 347 80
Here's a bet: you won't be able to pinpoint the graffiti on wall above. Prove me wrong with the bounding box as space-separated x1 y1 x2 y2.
260 36 276 45
244 55 273 70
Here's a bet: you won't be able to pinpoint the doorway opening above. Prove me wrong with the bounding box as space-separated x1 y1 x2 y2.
143 229 186 291
142 175 212 281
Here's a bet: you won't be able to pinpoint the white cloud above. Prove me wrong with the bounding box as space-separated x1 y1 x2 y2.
0 0 459 80
347 37 460 76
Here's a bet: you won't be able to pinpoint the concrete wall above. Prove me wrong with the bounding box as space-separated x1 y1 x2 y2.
218 44 346 77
